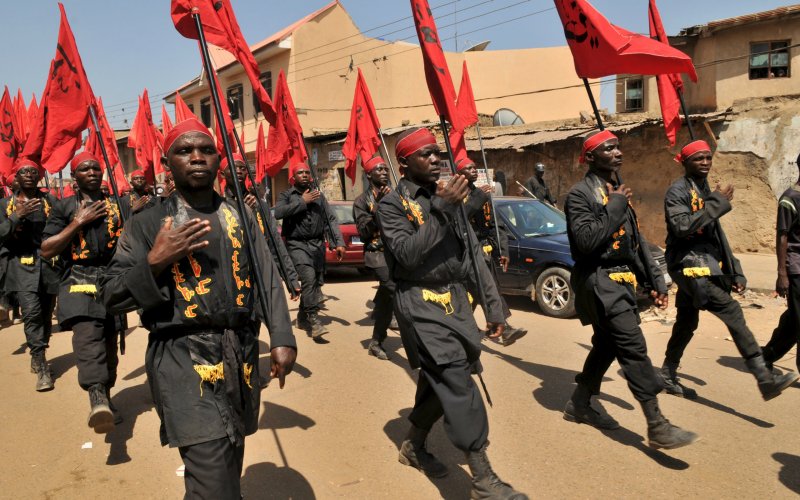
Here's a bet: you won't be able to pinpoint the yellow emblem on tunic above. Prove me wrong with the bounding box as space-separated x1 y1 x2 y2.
194 362 254 396
482 244 493 255
20 256 34 265
422 289 454 315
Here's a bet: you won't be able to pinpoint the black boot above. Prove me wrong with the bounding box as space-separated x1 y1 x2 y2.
88 384 114 434
296 311 311 331
500 324 528 347
641 399 698 450
563 384 619 430
466 444 528 500
398 425 448 478
32 352 54 392
745 354 799 401
367 340 388 360
659 362 697 399
106 387 123 425
309 313 329 339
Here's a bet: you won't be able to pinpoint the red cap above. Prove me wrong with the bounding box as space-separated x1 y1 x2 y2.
289 162 310 185
163 117 213 154
70 151 100 173
395 128 436 158
363 156 386 174
674 140 712 163
130 169 145 178
455 156 476 172
12 158 41 177
220 153 245 171
580 130 618 164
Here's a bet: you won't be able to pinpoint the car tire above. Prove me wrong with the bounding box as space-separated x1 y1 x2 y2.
534 267 575 318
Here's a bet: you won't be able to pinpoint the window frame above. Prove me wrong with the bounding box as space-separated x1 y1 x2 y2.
200 98 211 127
623 78 644 112
226 83 244 121
252 71 273 117
749 40 791 80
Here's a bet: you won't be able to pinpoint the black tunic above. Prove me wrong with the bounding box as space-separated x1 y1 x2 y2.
377 178 504 369
353 188 387 269
463 185 509 260
564 172 665 326
0 192 62 294
101 193 295 448
524 175 556 205
43 194 123 325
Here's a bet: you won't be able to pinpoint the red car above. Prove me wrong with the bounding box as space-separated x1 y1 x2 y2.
325 200 365 270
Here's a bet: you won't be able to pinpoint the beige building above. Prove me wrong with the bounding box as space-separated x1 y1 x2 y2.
165 0 596 200
616 4 800 115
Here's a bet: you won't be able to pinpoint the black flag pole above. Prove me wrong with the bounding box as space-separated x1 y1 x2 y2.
192 12 271 319
229 126 299 299
88 105 125 224
474 122 504 270
439 116 490 325
377 128 400 186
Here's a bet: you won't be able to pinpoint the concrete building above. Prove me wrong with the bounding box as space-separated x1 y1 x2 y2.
164 0 596 201
616 4 800 115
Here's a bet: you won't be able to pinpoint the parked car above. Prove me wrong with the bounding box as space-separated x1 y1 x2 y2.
325 200 365 270
492 197 670 318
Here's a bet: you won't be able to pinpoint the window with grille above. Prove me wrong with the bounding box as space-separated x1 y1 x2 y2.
252 72 272 116
624 78 643 111
750 41 790 79
227 84 244 120
200 98 211 127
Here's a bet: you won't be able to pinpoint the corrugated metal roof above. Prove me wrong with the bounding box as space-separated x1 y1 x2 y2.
681 4 800 35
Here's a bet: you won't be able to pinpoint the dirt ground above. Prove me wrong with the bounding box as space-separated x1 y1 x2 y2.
2 270 800 499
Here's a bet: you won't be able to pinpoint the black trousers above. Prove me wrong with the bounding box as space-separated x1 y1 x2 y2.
295 262 323 317
762 274 800 369
179 437 245 500
576 308 663 402
71 316 119 391
665 279 761 365
408 344 488 452
17 291 55 356
371 265 396 343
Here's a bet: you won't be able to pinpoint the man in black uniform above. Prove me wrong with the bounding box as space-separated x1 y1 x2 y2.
220 153 301 299
563 130 697 450
0 159 61 391
102 118 296 499
378 128 526 500
659 140 798 400
122 169 156 215
274 162 345 340
455 155 527 346
762 152 800 370
41 152 125 433
353 155 395 360
524 163 556 206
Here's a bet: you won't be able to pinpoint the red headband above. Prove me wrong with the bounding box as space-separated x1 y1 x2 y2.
674 140 712 163
396 128 436 159
580 130 618 164
456 156 475 172
163 117 213 154
289 162 310 185
13 158 41 177
130 169 145 178
220 153 245 171
363 156 386 174
70 151 100 173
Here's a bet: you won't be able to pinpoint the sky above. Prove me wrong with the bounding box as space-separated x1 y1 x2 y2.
1 0 792 129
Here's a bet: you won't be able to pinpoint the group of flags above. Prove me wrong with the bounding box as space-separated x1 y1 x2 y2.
0 0 698 200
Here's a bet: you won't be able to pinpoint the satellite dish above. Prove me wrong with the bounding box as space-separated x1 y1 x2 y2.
464 40 491 52
493 108 524 126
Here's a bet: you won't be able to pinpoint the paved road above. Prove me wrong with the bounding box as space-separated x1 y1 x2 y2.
2 269 800 499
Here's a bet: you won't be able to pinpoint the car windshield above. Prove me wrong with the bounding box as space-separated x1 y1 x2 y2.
331 204 355 225
498 199 567 237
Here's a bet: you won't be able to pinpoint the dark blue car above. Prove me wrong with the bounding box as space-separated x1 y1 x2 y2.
492 197 669 318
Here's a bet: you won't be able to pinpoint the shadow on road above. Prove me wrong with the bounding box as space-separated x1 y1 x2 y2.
11 342 26 355
105 382 154 465
773 452 800 494
48 350 76 381
123 364 147 381
241 461 316 499
383 408 472 500
359 336 414 380
685 395 773 428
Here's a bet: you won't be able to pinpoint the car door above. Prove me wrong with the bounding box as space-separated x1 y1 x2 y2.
494 201 528 290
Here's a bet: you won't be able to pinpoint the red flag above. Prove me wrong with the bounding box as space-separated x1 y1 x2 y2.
174 92 196 122
649 0 684 146
456 62 479 128
0 87 21 185
86 97 129 193
265 70 304 177
161 104 174 137
128 90 162 183
171 0 276 125
553 0 697 81
342 69 383 183
410 0 465 131
255 122 267 183
13 89 29 145
28 94 38 124
22 3 96 174
211 78 237 155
